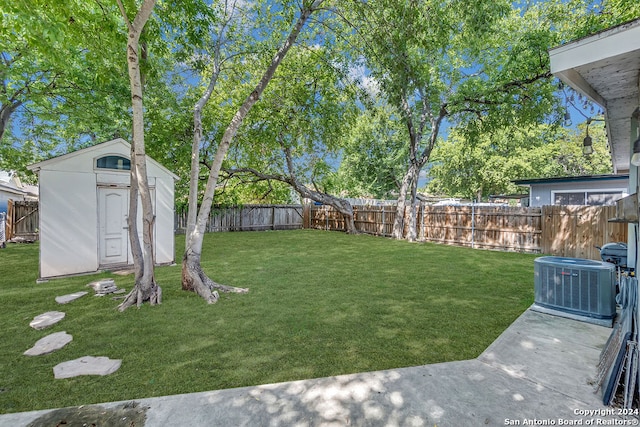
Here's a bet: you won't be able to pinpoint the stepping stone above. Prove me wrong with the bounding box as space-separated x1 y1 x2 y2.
87 279 119 295
53 356 122 379
55 291 88 304
24 331 73 356
30 311 65 330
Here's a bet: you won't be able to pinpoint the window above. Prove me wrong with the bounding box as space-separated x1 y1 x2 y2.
587 192 620 206
554 192 585 205
96 155 130 171
553 191 622 206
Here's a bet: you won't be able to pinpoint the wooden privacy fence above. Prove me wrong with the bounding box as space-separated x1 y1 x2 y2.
6 199 39 241
421 205 542 252
175 204 304 233
8 199 627 260
308 203 628 259
541 205 626 260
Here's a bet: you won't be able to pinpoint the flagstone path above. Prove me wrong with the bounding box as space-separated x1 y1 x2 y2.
53 356 122 379
29 311 65 330
55 291 88 304
24 331 72 356
26 287 122 378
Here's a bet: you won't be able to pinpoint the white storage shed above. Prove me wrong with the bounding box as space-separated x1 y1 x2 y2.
27 138 179 280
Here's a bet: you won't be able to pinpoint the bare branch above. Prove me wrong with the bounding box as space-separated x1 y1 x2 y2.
115 0 133 33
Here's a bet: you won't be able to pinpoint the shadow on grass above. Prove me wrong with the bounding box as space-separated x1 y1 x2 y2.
0 230 537 415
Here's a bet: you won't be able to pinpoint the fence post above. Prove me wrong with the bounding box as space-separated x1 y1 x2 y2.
272 206 276 230
420 202 425 241
325 206 329 230
471 203 475 249
303 204 310 229
6 199 14 241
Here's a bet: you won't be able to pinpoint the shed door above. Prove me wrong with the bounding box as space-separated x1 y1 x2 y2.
98 187 129 266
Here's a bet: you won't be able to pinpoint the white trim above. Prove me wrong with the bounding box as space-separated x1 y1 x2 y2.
550 20 640 74
27 139 180 181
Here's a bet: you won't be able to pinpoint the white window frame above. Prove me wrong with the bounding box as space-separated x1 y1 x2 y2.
551 187 627 206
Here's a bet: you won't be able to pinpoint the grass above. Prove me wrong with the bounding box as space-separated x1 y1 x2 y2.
0 229 538 413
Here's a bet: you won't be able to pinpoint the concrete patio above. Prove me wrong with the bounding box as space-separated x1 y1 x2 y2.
1 308 636 426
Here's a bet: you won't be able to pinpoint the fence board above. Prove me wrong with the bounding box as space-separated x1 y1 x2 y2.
174 204 304 233
7 199 39 240
309 203 627 258
420 205 542 252
540 205 626 260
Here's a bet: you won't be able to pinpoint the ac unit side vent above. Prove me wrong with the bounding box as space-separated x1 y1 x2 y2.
533 256 616 327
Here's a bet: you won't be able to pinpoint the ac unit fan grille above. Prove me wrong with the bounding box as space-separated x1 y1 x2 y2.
533 256 616 326
537 266 599 314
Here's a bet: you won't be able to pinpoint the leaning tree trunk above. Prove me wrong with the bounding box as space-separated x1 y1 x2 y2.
182 0 325 303
225 161 359 235
298 188 357 234
343 208 357 234
0 101 22 142
116 0 161 311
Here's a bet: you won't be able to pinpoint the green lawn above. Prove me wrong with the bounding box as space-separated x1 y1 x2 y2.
0 229 537 413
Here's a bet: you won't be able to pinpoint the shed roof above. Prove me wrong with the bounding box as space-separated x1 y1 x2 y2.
549 18 640 174
27 138 179 180
513 173 629 186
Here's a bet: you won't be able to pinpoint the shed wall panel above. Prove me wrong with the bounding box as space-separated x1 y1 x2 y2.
154 177 175 264
39 170 98 278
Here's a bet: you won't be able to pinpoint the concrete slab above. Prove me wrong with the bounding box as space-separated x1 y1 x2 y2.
478 309 610 406
29 311 65 330
55 291 88 304
53 356 122 379
2 309 637 426
23 332 72 356
135 360 624 426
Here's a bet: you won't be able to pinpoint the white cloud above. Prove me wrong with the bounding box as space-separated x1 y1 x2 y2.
348 63 380 97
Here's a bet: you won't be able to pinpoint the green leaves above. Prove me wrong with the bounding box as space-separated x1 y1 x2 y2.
336 105 409 199
0 0 131 161
427 123 613 200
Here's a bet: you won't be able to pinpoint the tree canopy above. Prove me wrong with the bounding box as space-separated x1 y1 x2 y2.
0 0 633 207
0 1 131 167
427 121 612 201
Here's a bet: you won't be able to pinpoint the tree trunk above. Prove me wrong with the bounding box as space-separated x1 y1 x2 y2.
182 0 325 302
344 209 357 234
116 0 160 311
407 171 420 242
127 149 143 283
393 95 446 241
298 188 357 234
392 164 417 239
186 52 221 247
0 101 22 142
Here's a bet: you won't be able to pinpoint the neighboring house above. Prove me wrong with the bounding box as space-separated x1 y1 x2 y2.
513 174 629 207
27 138 179 280
0 171 38 214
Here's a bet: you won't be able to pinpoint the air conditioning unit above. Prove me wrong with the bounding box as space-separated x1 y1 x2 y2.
533 256 616 327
